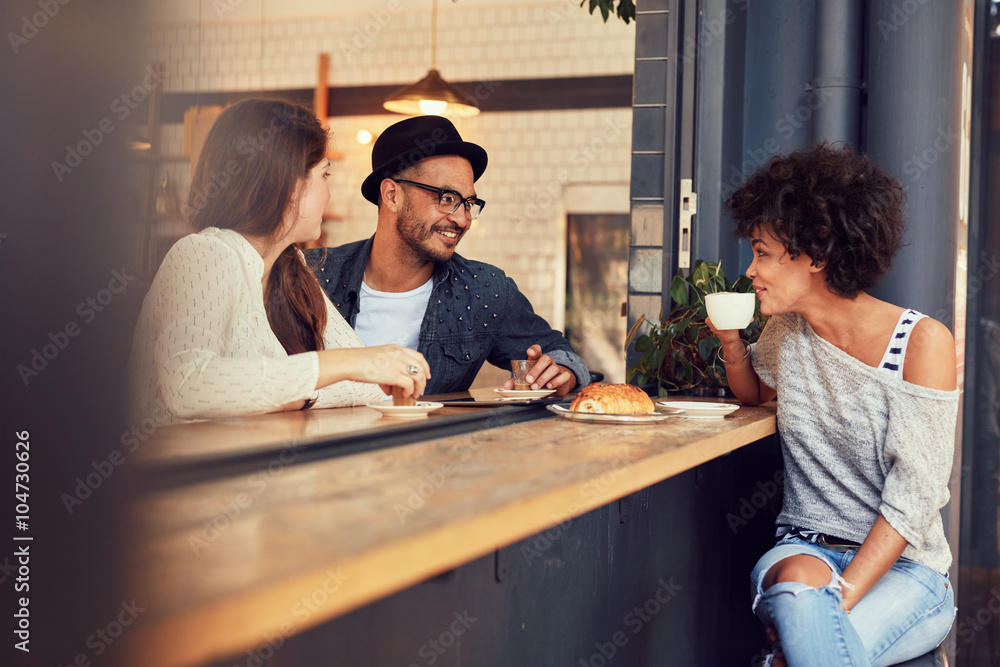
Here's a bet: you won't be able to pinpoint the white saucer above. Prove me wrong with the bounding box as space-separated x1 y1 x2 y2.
493 388 557 400
365 402 444 418
655 401 740 419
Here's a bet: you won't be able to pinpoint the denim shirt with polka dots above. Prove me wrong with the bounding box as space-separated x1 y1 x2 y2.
305 237 589 395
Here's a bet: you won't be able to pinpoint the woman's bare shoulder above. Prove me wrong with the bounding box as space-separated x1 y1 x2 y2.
903 317 957 391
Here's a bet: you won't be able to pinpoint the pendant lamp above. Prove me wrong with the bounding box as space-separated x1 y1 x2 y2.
382 0 480 118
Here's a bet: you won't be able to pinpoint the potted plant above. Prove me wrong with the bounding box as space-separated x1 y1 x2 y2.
625 260 766 397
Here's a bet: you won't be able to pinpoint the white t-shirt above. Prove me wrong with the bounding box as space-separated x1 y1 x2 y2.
355 278 434 350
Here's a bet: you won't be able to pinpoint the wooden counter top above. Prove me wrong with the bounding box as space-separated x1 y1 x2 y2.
121 399 776 667
131 388 551 468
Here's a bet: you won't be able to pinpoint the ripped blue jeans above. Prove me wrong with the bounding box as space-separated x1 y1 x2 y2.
751 537 955 666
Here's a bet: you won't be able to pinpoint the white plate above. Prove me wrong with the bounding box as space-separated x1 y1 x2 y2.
493 388 556 400
655 401 740 419
365 402 444 418
546 404 685 424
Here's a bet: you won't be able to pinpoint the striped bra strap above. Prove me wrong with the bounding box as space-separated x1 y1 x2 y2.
877 309 927 378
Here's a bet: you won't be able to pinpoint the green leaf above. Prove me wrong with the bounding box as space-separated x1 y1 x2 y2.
638 351 653 370
698 337 720 361
669 273 689 307
652 343 668 374
619 0 636 23
733 275 754 293
708 261 721 288
690 262 711 291
633 335 652 353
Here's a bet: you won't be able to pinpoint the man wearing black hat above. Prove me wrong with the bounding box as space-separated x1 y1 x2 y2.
304 116 589 396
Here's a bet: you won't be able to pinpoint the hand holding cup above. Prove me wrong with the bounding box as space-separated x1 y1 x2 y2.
510 359 536 391
704 292 755 330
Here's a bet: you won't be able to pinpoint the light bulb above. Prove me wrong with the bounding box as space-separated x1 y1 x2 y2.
356 129 373 144
418 99 449 115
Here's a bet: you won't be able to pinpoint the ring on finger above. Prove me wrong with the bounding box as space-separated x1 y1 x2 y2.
406 364 419 376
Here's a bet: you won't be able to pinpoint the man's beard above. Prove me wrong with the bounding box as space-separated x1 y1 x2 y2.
396 199 462 264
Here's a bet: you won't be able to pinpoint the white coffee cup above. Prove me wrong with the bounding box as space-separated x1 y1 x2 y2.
705 292 756 330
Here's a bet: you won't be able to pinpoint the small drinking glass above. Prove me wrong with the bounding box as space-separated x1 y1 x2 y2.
510 360 536 390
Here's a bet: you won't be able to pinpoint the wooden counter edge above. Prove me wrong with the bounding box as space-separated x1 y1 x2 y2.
122 411 776 667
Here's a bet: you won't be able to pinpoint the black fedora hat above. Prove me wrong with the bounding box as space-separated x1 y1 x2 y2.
361 116 488 205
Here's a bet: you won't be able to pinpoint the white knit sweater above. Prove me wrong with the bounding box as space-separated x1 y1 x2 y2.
129 228 385 424
751 313 959 573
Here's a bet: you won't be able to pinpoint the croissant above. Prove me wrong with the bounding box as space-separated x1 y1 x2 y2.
569 383 655 414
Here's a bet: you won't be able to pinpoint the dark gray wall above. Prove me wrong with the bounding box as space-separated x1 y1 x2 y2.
694 0 749 279
866 0 964 323
688 0 965 317
812 0 865 146
865 1 966 569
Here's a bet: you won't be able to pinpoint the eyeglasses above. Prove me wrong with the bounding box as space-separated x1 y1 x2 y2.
393 179 486 220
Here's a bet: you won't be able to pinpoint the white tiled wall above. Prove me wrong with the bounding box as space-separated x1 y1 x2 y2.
142 2 635 92
141 1 634 381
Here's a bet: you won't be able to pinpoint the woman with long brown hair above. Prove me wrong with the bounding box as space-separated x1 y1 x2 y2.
130 98 429 423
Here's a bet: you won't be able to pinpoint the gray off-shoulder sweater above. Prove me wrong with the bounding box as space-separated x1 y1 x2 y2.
750 313 959 573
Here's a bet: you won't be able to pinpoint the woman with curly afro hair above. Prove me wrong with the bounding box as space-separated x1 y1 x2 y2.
710 143 959 667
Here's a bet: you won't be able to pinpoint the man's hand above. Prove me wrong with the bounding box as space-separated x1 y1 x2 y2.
503 344 577 397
